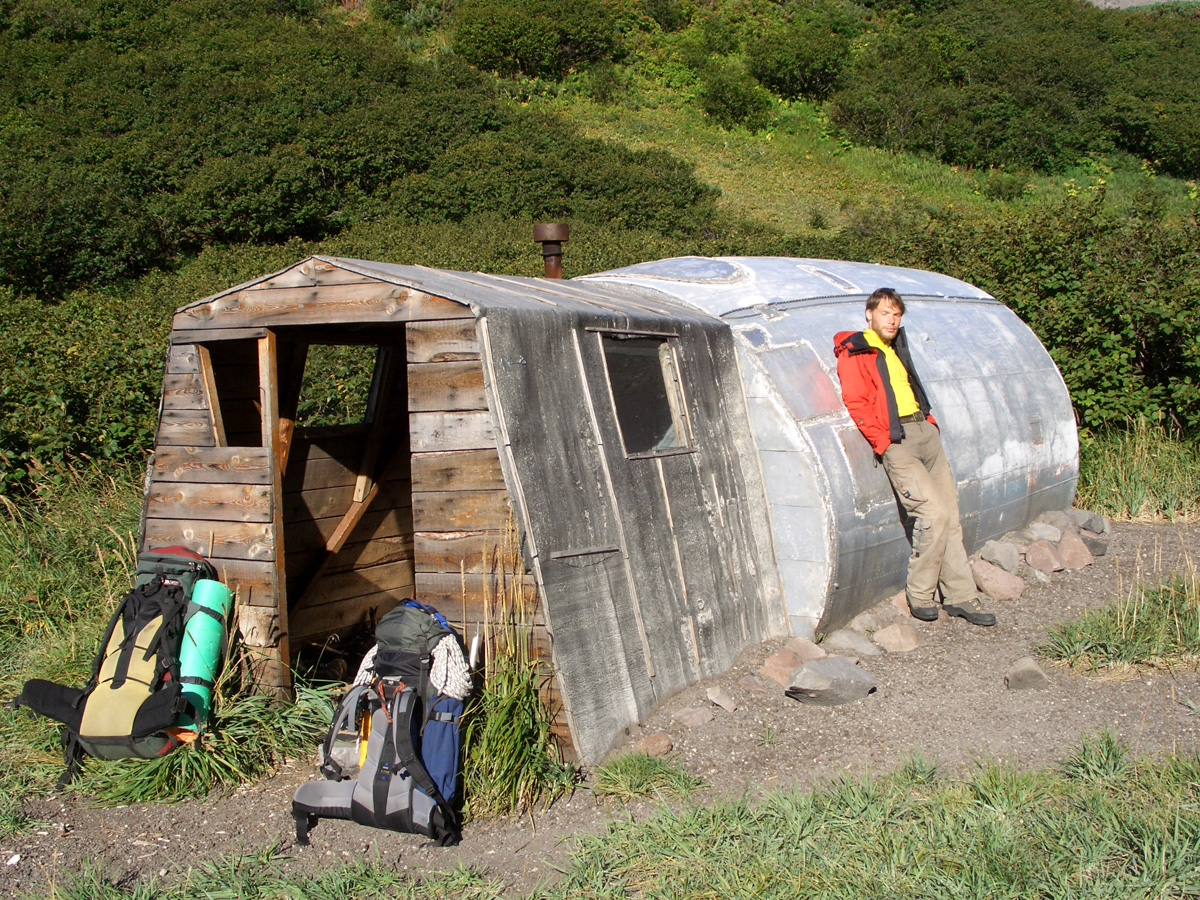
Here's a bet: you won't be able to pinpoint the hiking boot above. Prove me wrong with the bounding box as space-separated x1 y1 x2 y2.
943 597 996 627
906 593 940 622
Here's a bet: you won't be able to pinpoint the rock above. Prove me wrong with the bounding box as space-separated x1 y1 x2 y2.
873 621 919 652
785 656 878 706
1006 530 1036 552
785 637 827 662
970 557 1025 602
740 674 768 693
1080 531 1108 556
1056 530 1094 570
1036 510 1077 534
1071 509 1109 534
706 686 738 713
1032 568 1052 584
761 649 802 686
636 733 674 757
823 628 882 657
979 539 1022 574
1004 656 1050 690
891 591 911 617
672 706 714 727
1027 522 1063 543
849 612 880 634
1025 540 1066 573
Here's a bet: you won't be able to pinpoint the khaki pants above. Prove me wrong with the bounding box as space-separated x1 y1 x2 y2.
880 420 977 606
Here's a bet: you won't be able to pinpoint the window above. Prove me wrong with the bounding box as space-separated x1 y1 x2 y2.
295 344 378 428
600 334 691 456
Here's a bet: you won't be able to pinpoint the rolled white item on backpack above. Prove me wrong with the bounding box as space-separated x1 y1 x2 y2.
469 631 481 670
352 644 378 686
430 634 472 700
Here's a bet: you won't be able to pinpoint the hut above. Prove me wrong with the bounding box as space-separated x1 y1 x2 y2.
140 254 1076 764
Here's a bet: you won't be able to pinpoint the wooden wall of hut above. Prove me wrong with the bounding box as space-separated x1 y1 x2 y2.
143 258 564 747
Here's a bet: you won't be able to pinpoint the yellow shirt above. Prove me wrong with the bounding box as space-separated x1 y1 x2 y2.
864 329 920 417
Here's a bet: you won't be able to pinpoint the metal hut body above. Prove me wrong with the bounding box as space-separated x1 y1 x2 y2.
142 254 1076 765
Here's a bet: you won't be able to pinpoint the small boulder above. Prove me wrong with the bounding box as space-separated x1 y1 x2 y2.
1071 509 1109 534
785 637 827 663
636 733 674 757
873 621 919 653
970 558 1025 602
1036 510 1077 534
1004 657 1050 691
823 628 882 658
740 674 768 693
891 591 911 617
1080 530 1108 557
980 539 1022 574
1032 568 1052 584
706 686 738 713
1027 522 1063 543
672 706 714 727
849 612 880 634
1056 530 1094 570
1025 540 1066 573
785 656 878 706
761 649 801 687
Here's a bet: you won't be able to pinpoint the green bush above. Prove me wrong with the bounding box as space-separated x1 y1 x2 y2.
746 8 861 101
699 59 773 131
451 0 618 80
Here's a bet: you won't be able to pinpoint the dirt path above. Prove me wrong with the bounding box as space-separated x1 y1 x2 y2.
3 521 1198 897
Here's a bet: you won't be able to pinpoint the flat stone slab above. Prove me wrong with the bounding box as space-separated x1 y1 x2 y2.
785 656 878 706
785 637 827 663
1071 509 1109 534
1080 531 1108 556
1027 522 1063 543
823 628 882 657
849 611 881 634
706 686 738 713
971 557 1025 602
761 649 801 687
1036 510 1077 533
980 539 1022 574
740 674 768 693
1026 540 1066 573
1057 530 1094 569
1005 656 1050 690
874 621 919 652
672 706 715 727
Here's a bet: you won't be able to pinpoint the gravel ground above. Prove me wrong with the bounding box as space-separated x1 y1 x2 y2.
2 520 1198 897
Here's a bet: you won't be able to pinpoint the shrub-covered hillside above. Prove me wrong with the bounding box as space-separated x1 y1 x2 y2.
1 0 1198 493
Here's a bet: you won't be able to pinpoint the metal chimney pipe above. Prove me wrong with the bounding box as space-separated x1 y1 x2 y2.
533 223 569 278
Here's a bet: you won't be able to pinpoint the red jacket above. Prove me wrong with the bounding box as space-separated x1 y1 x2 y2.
833 328 936 456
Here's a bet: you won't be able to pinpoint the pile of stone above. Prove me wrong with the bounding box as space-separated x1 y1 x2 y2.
970 507 1109 602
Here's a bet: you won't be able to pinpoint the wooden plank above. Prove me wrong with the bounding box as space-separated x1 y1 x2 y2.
195 345 225 446
289 595 405 646
204 365 259 401
287 534 413 576
173 285 471 331
286 505 411 555
160 373 208 412
247 260 380 291
409 410 496 453
157 410 216 447
143 518 275 560
284 474 411 522
407 360 487 413
410 449 505 492
152 447 273 485
407 319 481 364
292 558 416 609
166 344 200 375
171 327 267 345
414 530 504 574
208 557 276 592
415 572 537 610
413 489 511 532
147 482 273 523
259 330 292 693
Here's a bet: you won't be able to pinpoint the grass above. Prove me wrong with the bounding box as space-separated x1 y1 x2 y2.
1042 572 1200 674
590 752 705 803
460 522 576 818
538 738 1200 900
1076 418 1200 522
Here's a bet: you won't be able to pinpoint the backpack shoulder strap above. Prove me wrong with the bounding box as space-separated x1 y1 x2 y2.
320 684 371 781
388 688 461 841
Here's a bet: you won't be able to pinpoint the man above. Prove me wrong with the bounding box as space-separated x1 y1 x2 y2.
833 287 995 627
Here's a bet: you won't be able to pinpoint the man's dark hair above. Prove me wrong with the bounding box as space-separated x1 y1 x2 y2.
866 287 905 314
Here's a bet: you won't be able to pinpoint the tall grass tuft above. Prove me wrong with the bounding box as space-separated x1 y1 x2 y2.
460 522 575 818
1077 418 1200 522
1042 572 1200 673
591 752 705 803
